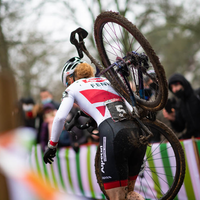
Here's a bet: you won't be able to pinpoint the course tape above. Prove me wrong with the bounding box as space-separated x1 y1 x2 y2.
30 139 200 200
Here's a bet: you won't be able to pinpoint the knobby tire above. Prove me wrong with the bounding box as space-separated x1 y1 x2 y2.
94 119 185 200
94 11 168 111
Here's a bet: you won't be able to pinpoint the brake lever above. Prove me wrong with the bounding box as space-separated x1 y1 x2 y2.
70 27 88 58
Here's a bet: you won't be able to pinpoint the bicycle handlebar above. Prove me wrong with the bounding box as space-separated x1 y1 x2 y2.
70 28 88 58
70 28 105 73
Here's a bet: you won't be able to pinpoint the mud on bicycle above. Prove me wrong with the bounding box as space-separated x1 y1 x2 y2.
47 11 186 200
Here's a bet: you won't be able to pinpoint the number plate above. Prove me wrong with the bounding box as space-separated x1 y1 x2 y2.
105 99 128 122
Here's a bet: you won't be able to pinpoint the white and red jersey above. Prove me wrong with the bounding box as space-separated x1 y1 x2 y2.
50 77 132 143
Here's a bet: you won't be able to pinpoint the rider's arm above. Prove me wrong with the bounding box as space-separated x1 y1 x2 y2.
49 93 74 145
43 92 75 164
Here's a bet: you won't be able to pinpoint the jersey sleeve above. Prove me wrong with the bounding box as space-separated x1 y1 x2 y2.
50 91 74 143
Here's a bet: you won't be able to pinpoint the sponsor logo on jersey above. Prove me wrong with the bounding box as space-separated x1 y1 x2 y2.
90 82 110 88
102 176 112 180
82 77 107 83
103 137 107 162
100 145 105 173
100 137 107 173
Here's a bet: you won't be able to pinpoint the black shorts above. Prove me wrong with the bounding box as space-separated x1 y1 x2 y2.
98 118 146 190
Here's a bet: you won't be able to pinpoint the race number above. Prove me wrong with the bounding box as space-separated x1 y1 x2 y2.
105 99 128 122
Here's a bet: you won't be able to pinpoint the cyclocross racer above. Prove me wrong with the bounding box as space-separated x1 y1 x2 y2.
43 57 146 200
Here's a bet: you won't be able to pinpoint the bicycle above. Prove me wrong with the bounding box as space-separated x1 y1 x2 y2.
69 11 185 200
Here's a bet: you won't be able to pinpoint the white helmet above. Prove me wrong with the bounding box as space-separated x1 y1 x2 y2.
61 57 83 86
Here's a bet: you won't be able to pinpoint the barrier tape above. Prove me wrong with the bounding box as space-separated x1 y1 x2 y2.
30 139 200 200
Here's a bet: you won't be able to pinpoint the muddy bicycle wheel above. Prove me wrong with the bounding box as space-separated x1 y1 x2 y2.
94 119 185 200
136 119 185 200
95 145 110 200
94 11 168 111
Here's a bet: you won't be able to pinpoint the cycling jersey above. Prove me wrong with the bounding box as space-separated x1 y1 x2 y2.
50 77 132 143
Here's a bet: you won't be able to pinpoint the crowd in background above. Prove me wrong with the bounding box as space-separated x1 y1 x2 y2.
17 71 200 152
18 88 99 153
143 71 200 140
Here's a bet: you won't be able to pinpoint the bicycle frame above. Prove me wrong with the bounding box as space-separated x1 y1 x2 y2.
70 27 154 144
68 12 185 199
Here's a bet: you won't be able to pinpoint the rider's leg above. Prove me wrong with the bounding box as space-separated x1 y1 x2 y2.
127 180 145 200
128 179 135 192
127 191 145 200
105 186 127 200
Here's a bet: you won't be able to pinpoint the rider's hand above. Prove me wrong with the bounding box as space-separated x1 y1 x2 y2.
43 141 57 164
163 108 176 121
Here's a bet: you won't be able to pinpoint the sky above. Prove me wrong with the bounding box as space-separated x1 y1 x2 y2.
27 0 94 42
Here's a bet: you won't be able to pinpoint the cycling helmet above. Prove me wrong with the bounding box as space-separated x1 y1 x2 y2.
61 57 83 86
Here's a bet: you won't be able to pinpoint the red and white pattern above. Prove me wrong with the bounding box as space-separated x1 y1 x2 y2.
50 77 123 143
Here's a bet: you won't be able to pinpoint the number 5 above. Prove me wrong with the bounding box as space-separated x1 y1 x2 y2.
115 105 126 114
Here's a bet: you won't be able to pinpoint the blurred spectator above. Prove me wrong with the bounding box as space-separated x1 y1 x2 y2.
40 102 90 152
19 97 44 143
143 69 158 101
38 88 60 145
32 103 44 143
40 88 60 109
142 70 161 142
40 103 58 152
163 73 200 139
20 97 36 128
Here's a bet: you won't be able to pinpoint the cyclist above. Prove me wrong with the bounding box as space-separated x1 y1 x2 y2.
43 57 146 200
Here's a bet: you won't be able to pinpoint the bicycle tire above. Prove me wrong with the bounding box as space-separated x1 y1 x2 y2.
94 119 185 200
95 145 110 200
94 11 168 111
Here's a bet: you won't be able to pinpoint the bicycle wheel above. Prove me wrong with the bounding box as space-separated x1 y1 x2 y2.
94 119 185 200
94 11 168 111
136 119 185 200
95 145 110 200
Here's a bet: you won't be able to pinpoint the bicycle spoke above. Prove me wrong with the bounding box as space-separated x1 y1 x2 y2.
94 12 184 200
100 20 164 106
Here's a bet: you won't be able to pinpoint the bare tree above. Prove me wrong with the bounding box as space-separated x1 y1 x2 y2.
2 0 200 100
0 0 67 100
135 0 200 85
0 0 14 73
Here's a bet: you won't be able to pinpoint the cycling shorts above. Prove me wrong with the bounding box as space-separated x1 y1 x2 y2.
98 118 146 190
